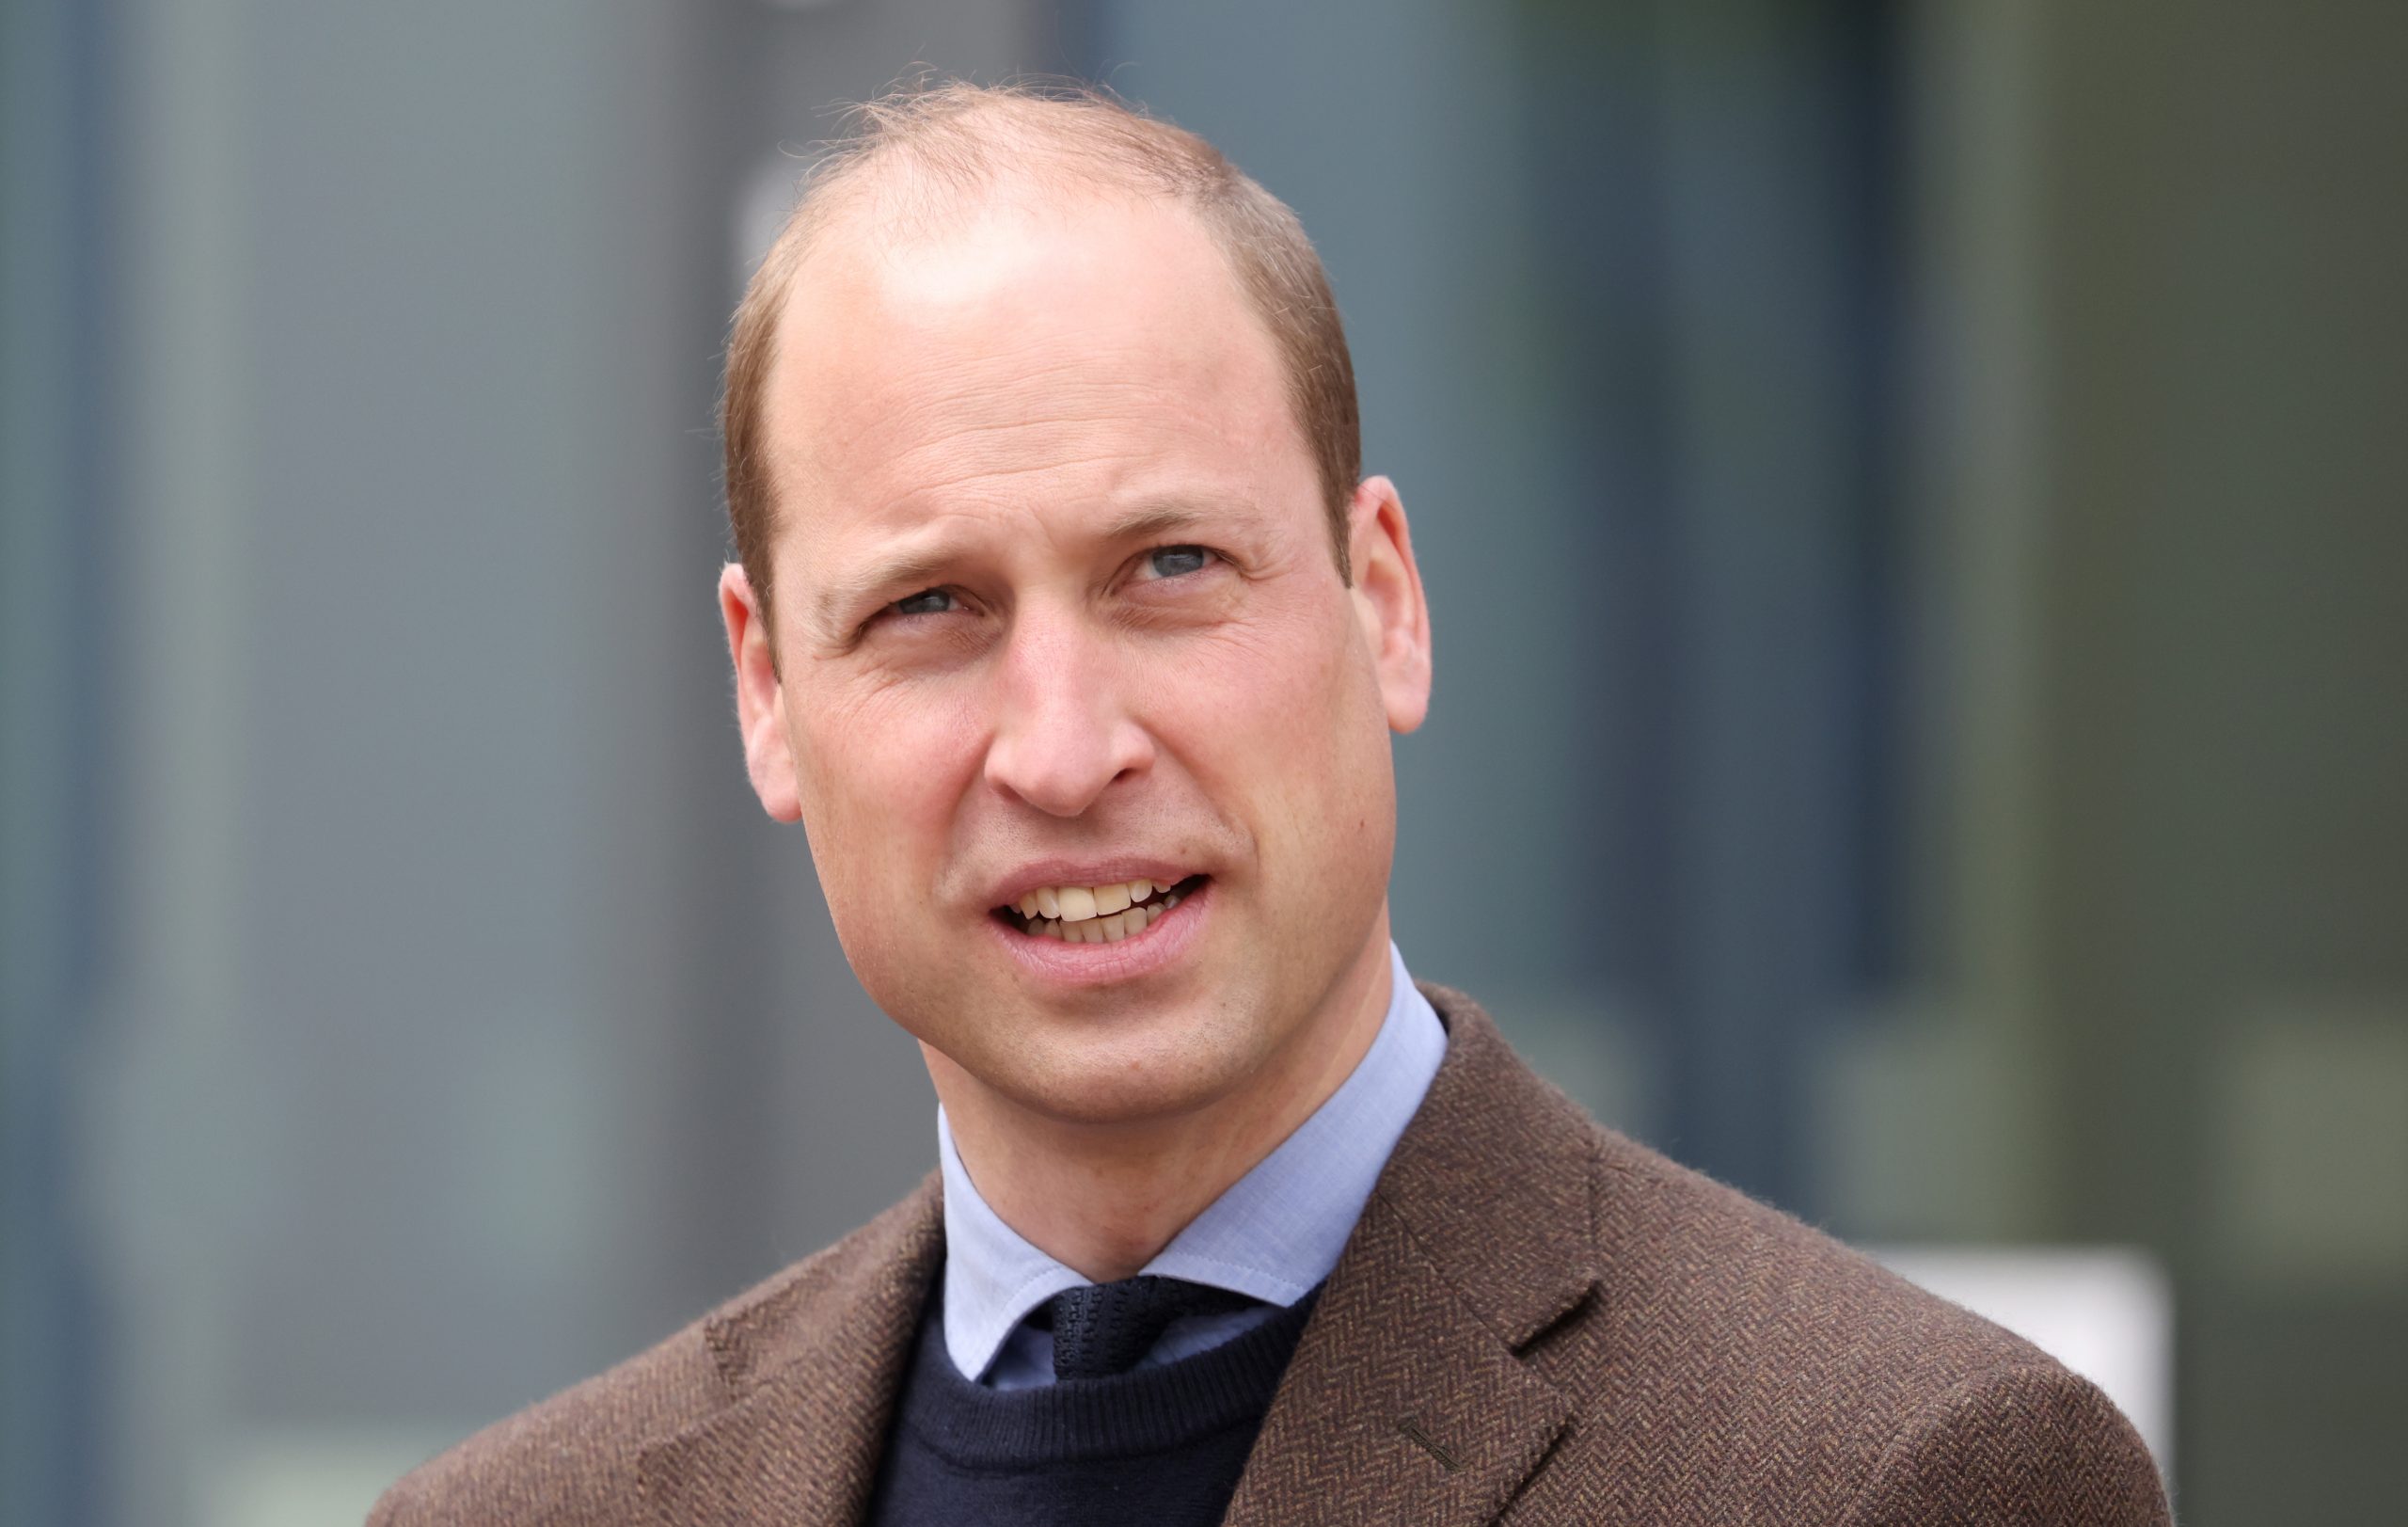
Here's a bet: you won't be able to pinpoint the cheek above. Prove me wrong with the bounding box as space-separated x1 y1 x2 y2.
792 680 987 914
1157 600 1389 835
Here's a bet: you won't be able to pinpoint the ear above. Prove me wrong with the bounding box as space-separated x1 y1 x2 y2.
1345 475 1433 734
719 563 803 821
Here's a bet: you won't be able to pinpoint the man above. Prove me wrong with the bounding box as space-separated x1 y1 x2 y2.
374 84 2170 1525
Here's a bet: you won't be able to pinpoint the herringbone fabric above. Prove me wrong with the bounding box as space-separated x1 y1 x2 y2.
370 986 2175 1525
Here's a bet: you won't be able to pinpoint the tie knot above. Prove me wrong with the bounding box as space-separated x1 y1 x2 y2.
1038 1276 1259 1380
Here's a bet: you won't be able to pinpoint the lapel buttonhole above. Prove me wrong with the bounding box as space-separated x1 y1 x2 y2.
1395 1415 1464 1472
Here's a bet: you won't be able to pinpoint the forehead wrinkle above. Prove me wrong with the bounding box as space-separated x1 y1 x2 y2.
801 499 1061 639
784 342 1241 526
831 444 1172 550
768 376 1200 586
813 331 1239 453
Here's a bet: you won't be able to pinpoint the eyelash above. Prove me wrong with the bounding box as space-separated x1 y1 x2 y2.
873 545 1223 628
1138 544 1218 581
891 589 956 618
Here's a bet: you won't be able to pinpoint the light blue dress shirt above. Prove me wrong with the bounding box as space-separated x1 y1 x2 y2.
937 942 1449 1389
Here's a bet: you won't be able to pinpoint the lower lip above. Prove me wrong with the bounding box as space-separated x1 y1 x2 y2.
986 880 1212 988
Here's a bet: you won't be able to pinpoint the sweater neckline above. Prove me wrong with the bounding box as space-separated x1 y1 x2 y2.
892 1281 1323 1468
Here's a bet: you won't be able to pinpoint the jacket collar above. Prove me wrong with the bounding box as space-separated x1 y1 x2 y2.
635 1176 943 1525
633 983 1595 1526
1374 982 1601 1348
1222 984 1595 1526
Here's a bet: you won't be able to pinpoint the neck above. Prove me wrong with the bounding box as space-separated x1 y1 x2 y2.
931 925 1395 1282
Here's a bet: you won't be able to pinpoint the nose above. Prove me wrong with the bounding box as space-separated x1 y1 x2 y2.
983 611 1153 818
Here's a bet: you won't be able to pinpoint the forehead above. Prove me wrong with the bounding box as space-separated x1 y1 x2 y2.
756 191 1311 596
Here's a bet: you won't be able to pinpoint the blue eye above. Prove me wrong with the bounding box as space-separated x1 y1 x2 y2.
1147 546 1212 580
892 589 955 617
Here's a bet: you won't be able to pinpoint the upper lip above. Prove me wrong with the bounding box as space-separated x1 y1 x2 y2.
983 859 1206 911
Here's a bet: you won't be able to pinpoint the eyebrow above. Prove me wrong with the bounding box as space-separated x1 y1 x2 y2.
1099 501 1219 544
812 548 956 634
808 497 1250 634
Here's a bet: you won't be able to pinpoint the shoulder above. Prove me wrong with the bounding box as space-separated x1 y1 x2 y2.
1608 1132 2157 1473
1583 1133 2164 1519
1413 984 2169 1522
1842 1356 2174 1525
365 1309 718 1527
1586 1124 2037 1396
369 1179 940 1525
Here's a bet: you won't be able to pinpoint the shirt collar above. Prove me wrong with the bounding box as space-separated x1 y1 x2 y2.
939 942 1448 1383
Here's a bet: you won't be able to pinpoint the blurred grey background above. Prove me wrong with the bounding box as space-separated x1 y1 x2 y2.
4 0 2402 1521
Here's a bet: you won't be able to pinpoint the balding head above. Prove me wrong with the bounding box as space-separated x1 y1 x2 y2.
720 82 1361 620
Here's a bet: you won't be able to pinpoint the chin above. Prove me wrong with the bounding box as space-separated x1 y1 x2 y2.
979 1005 1270 1129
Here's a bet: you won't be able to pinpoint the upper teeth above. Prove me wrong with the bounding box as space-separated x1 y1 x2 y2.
1009 878 1188 946
1016 879 1161 923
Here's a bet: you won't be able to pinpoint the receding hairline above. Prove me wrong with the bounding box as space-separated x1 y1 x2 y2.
755 94 1275 378
721 81 1363 628
773 167 1267 355
788 90 1232 261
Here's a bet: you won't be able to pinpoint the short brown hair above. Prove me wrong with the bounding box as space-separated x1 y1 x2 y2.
719 80 1362 621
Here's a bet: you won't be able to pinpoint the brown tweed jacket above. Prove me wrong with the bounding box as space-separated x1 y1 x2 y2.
372 986 2173 1524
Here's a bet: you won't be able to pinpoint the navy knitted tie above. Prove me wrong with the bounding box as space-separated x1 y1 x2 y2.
1037 1276 1259 1380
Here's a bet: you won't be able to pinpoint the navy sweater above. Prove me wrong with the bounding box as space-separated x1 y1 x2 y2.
864 1280 1322 1527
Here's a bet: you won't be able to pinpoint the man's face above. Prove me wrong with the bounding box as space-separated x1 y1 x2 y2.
723 190 1430 1128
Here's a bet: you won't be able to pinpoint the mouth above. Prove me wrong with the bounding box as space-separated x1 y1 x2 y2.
992 873 1211 945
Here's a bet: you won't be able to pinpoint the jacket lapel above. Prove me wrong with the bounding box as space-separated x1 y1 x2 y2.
637 1176 943 1527
633 987 1593 1526
1225 986 1599 1527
